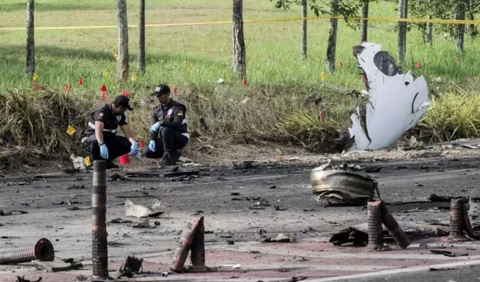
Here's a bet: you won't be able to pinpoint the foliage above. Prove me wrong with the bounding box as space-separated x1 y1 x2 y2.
408 0 480 40
270 0 363 29
415 85 480 143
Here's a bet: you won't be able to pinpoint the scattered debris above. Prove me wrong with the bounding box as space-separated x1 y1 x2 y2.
125 199 165 218
232 161 256 170
69 154 86 170
261 233 296 243
16 276 42 282
33 258 83 272
117 255 143 278
0 210 28 216
330 221 450 246
310 163 379 206
429 267 455 271
349 42 430 150
111 173 127 181
66 184 85 190
330 227 368 247
109 218 132 224
288 277 308 282
130 218 156 229
430 250 469 257
67 206 91 211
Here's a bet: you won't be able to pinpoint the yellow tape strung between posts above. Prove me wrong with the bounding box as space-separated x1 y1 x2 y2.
0 15 479 32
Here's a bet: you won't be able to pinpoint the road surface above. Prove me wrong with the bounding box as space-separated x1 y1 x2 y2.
1 152 480 281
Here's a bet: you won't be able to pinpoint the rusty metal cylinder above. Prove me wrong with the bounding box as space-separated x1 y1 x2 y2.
380 202 410 249
448 197 468 242
367 200 383 250
92 160 109 279
170 216 202 272
0 238 54 264
190 217 208 272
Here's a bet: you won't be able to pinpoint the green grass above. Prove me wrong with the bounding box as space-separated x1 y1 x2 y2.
1 0 480 166
1 0 480 92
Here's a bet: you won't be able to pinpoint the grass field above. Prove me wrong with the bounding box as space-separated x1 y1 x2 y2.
1 0 480 165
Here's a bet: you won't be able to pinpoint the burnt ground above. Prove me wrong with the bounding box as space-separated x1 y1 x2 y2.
1 146 480 281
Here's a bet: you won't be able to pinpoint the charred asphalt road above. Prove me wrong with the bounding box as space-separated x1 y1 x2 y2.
1 154 480 281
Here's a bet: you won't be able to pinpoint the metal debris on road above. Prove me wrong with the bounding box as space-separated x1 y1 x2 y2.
430 250 469 257
310 162 379 206
261 233 297 243
0 238 55 265
124 199 165 218
117 255 143 278
33 258 83 272
0 210 28 216
108 218 132 224
16 276 42 282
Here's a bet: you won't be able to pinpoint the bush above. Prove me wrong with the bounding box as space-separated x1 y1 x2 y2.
416 86 480 143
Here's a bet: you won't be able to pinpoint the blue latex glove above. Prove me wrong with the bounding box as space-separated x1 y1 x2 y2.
130 141 139 156
150 121 163 133
99 143 109 159
148 140 156 152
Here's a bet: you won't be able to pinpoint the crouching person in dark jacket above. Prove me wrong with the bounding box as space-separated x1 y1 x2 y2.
81 95 139 169
143 84 190 166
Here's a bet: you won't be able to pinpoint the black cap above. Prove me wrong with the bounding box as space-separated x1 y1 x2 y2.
113 95 133 111
151 84 171 97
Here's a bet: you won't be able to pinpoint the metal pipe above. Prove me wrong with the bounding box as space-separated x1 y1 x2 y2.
380 201 410 249
92 160 109 279
0 238 54 264
190 216 208 272
461 198 480 240
170 216 201 272
367 200 383 250
448 197 469 242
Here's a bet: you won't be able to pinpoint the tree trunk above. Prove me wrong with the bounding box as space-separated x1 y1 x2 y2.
456 0 466 53
301 0 307 60
468 12 477 38
137 0 146 73
326 0 339 72
116 0 129 82
397 0 408 65
232 0 246 77
360 0 369 43
26 0 35 79
426 14 433 45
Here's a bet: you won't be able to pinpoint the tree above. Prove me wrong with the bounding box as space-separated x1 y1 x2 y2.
326 0 339 72
270 0 361 72
26 0 35 79
232 0 246 77
360 0 369 42
301 0 307 60
116 0 129 82
455 0 467 52
398 0 408 65
138 0 146 73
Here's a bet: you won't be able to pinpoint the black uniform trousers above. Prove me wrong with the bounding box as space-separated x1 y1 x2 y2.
82 134 131 162
143 127 189 159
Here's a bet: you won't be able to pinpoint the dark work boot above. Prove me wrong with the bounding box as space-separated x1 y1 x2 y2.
161 151 175 166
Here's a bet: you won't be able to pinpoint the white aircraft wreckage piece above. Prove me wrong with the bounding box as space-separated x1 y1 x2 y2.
349 43 431 150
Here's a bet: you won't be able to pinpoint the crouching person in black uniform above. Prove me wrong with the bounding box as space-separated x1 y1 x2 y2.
144 84 190 165
81 95 139 169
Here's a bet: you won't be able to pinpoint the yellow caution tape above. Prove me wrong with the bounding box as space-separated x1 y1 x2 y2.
0 16 478 32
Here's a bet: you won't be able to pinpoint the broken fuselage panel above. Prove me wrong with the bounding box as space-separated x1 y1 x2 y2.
349 43 431 150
